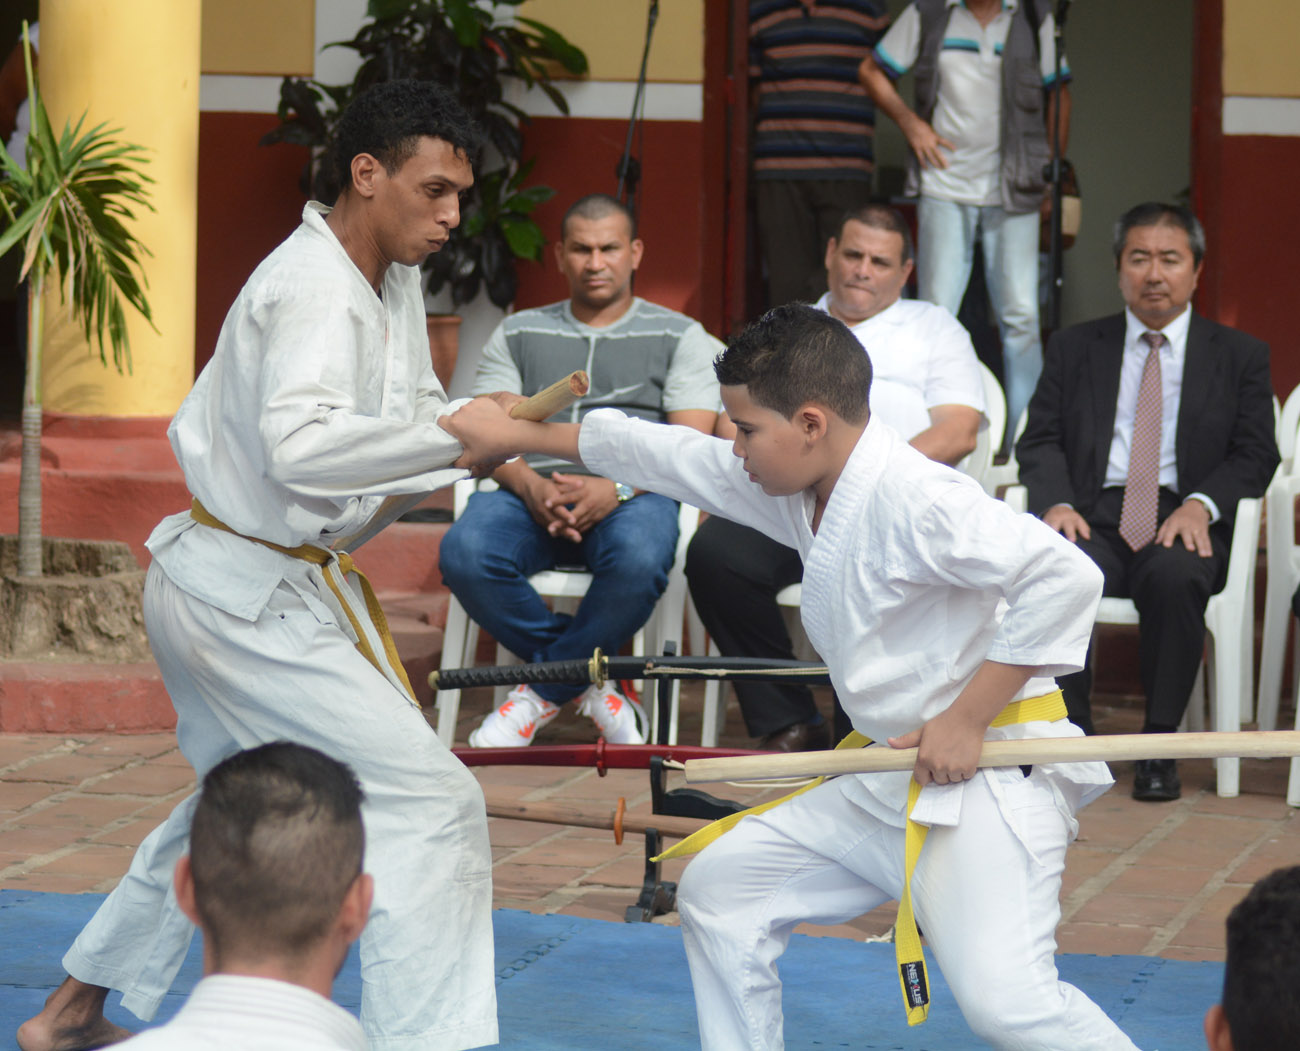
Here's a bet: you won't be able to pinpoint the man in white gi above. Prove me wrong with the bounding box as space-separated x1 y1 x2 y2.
18 81 501 1051
115 742 373 1050
440 303 1139 1049
440 193 721 748
686 204 985 750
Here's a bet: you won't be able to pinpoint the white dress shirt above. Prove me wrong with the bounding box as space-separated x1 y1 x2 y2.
580 409 1113 830
1103 305 1219 521
147 202 469 622
116 974 367 1050
814 294 986 440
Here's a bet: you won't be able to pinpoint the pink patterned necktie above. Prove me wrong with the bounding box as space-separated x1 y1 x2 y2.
1118 331 1165 551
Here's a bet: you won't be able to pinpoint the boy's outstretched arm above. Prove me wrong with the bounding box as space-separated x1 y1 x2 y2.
439 396 583 472
888 661 1037 786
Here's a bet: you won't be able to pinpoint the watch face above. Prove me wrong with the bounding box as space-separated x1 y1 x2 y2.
615 483 634 502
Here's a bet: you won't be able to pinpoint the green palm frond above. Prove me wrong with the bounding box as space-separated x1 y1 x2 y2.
0 24 155 375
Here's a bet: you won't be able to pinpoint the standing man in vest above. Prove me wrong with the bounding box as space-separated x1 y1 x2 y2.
858 0 1069 436
440 193 721 748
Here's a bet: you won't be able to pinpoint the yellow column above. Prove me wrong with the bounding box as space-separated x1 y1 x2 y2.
38 0 199 416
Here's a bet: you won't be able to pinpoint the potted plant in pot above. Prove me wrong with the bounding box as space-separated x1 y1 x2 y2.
261 0 588 388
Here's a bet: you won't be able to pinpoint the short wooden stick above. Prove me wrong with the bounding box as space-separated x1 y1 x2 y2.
510 369 589 421
683 731 1300 784
484 797 706 842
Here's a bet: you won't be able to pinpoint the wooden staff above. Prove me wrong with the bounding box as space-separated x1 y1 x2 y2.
510 369 589 421
484 795 707 845
683 730 1300 785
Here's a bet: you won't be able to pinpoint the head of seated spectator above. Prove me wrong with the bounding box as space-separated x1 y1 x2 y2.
1205 864 1300 1050
1113 201 1204 333
823 204 914 327
177 741 372 993
554 192 644 326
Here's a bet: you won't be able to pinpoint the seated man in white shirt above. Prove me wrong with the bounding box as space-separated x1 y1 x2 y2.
686 204 985 750
116 742 373 1051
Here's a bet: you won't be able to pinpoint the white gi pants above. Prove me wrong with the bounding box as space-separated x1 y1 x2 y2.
63 562 498 1051
678 769 1140 1051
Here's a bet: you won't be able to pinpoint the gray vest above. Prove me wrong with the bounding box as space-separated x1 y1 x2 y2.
906 0 1051 213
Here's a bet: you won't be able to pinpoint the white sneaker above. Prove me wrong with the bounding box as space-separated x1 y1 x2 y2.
576 684 647 744
468 685 560 747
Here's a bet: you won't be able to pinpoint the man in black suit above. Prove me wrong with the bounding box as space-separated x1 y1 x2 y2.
1017 202 1278 801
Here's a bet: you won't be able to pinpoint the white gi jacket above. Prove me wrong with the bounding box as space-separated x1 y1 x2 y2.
148 202 467 618
116 974 367 1050
580 409 1114 831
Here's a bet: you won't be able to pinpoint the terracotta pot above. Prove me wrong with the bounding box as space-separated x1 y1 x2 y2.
426 314 462 392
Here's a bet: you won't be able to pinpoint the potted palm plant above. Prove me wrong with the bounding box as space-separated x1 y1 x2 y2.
0 22 155 581
263 0 587 314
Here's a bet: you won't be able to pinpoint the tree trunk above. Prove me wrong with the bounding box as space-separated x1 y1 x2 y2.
17 269 44 577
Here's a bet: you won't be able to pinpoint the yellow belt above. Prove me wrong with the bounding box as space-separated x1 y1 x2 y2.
189 499 418 707
658 689 1068 1027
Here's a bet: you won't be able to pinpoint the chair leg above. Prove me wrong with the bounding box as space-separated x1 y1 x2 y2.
435 596 474 746
1257 582 1292 733
1211 633 1240 798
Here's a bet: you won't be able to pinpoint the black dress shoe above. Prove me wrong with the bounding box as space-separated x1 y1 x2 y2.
759 720 831 753
1132 758 1181 802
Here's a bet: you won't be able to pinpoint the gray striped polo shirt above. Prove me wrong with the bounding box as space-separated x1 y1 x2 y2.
473 297 722 476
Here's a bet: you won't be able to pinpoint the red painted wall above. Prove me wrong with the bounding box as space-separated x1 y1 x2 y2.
513 116 709 327
195 112 309 373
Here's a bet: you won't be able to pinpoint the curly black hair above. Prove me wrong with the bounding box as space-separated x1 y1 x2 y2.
327 79 482 203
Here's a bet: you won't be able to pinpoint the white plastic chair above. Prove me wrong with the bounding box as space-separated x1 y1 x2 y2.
1257 389 1300 733
956 363 1007 488
1006 487 1262 798
981 408 1029 499
434 478 698 746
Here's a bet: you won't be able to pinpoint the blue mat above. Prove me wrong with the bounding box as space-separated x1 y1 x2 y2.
1 890 1218 1049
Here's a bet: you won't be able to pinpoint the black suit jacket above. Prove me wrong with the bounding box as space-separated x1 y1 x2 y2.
1017 312 1279 533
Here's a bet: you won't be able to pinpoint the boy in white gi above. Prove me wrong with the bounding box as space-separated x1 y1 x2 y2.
19 82 502 1051
440 303 1140 1049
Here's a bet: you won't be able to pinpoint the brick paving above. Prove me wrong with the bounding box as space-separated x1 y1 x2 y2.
3 686 1299 963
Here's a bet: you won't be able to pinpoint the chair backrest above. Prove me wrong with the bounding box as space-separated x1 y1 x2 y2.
1277 387 1300 473
957 363 1007 485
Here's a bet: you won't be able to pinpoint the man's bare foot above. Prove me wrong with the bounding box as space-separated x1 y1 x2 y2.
16 977 132 1051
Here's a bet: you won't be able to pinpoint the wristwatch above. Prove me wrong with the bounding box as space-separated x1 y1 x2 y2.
614 482 635 503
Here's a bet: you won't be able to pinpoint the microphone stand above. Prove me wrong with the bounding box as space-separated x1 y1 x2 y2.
1044 0 1072 333
616 0 660 230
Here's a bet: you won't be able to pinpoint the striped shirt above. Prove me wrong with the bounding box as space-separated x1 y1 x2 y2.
750 0 890 181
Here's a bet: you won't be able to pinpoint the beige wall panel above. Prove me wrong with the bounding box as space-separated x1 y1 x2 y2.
522 0 703 82
200 0 314 76
1223 0 1300 98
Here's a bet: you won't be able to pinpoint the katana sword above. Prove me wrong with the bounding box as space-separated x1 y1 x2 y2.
429 649 831 692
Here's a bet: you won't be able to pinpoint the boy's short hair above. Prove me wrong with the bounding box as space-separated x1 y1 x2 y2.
329 79 481 202
715 304 871 424
189 742 366 962
1221 864 1300 1049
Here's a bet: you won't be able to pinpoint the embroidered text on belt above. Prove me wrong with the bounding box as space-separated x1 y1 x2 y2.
656 690 1069 1027
189 499 418 707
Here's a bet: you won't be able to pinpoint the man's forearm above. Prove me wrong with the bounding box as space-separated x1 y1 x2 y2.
858 54 919 132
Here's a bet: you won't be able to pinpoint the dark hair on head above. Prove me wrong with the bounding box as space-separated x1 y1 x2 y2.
835 204 914 265
328 79 481 203
1113 201 1206 267
561 192 637 241
715 303 871 424
1221 865 1300 1050
189 742 366 963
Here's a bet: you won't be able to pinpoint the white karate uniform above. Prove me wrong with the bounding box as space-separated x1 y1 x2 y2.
579 410 1139 1051
63 204 497 1051
116 974 367 1050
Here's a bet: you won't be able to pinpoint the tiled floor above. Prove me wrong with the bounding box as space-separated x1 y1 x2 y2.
3 685 1298 962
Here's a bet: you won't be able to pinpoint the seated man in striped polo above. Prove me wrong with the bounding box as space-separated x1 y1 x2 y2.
440 193 721 747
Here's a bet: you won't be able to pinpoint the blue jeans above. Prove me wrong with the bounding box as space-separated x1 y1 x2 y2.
438 487 679 704
917 197 1042 438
